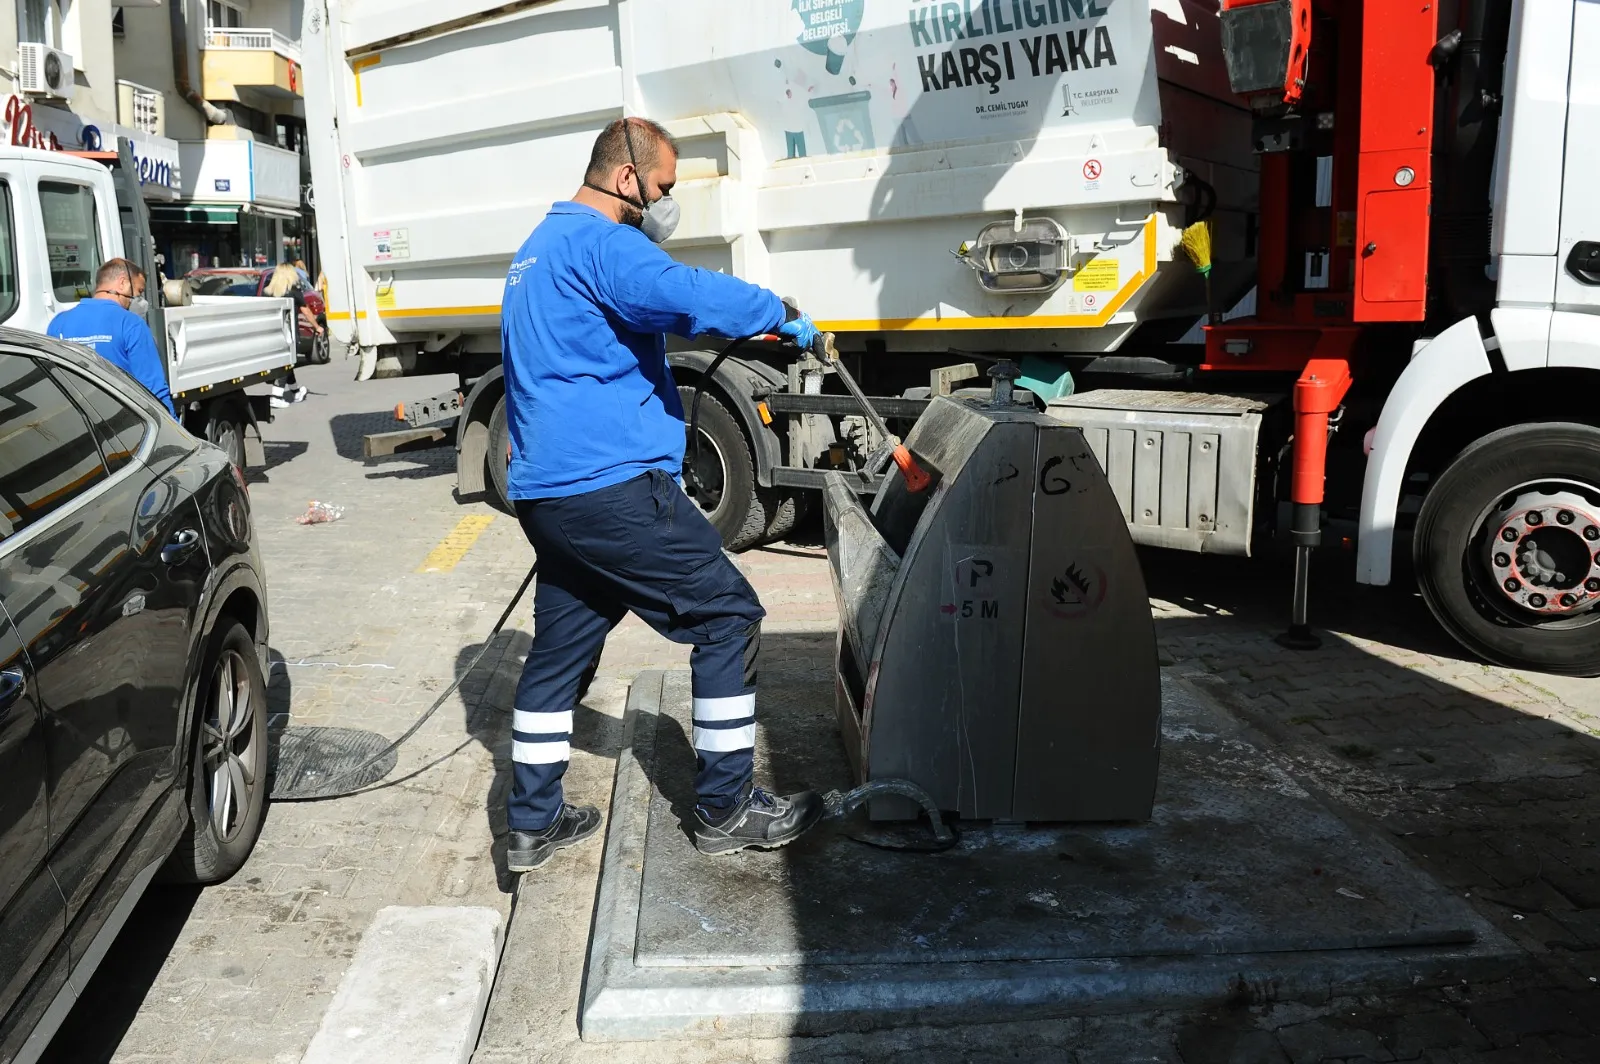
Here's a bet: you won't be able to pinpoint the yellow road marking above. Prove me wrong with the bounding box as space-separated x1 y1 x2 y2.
417 515 495 573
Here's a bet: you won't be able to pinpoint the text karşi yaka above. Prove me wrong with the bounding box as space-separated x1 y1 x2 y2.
909 0 1119 95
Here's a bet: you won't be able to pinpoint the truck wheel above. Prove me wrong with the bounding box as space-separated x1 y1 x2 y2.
486 393 512 514
763 490 810 544
1413 422 1600 676
680 388 772 552
206 403 247 472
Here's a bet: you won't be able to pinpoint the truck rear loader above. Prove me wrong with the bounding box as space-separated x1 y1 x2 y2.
303 0 1600 677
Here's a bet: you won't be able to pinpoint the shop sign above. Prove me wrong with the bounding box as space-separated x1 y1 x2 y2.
4 96 65 150
1 96 181 197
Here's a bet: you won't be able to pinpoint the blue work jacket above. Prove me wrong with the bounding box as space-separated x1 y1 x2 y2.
47 297 176 417
500 202 785 500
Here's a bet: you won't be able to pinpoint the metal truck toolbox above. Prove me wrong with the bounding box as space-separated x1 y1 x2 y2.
1046 390 1267 556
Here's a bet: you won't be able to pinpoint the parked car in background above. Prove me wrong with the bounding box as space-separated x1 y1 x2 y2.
0 331 270 1064
185 267 329 365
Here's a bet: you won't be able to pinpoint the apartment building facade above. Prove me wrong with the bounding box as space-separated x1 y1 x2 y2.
116 0 311 275
1 0 183 203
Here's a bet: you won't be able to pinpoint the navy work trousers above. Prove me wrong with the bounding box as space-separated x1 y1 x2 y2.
509 469 765 832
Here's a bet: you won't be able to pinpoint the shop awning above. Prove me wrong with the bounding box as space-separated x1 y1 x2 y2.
244 203 302 220
150 204 240 225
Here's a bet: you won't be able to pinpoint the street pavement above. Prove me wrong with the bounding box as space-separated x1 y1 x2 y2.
36 357 1600 1063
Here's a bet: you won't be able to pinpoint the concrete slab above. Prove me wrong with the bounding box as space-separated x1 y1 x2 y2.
576 670 1516 1042
300 905 502 1064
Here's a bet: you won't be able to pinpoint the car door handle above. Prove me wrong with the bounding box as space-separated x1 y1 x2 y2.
0 668 25 719
161 528 202 565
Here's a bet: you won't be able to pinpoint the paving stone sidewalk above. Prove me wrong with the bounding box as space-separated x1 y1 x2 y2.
39 359 1600 1063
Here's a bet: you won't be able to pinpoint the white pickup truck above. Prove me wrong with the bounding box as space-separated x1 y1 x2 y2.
1 139 298 470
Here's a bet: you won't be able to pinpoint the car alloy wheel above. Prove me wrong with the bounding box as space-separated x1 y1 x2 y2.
202 647 261 844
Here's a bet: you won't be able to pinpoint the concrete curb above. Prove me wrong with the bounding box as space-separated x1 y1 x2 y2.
301 905 503 1064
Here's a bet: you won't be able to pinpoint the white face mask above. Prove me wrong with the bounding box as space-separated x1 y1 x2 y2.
584 120 682 243
639 194 680 244
129 296 150 317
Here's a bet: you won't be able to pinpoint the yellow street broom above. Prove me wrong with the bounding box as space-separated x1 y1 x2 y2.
1179 220 1217 324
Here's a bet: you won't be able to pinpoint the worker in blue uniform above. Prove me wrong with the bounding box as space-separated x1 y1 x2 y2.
47 258 176 418
499 117 825 873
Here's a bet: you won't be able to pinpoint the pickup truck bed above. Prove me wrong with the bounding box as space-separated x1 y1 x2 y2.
168 298 297 399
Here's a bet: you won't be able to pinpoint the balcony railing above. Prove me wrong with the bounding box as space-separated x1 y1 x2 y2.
204 27 301 63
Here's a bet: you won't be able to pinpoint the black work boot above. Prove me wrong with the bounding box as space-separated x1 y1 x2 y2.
506 803 602 873
693 786 825 856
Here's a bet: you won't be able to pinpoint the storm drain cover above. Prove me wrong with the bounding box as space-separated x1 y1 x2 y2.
270 726 398 800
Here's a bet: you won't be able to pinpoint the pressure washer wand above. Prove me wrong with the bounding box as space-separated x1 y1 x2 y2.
813 333 932 494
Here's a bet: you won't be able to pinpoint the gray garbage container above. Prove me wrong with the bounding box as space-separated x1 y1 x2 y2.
823 385 1161 822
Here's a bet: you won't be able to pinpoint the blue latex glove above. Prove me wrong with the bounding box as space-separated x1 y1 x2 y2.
777 307 819 352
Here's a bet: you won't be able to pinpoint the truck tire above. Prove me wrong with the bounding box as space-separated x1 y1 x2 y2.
679 388 773 552
762 490 810 544
1413 422 1600 676
206 402 248 472
487 394 513 514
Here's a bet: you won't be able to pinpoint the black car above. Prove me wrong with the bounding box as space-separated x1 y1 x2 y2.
0 330 270 1062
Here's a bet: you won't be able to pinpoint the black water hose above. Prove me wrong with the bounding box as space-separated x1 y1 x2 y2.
272 563 539 802
684 334 768 502
280 331 773 801
271 527 957 849
822 779 960 852
1182 172 1218 229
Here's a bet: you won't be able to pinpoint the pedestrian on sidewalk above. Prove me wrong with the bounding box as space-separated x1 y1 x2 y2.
265 263 311 406
499 116 825 873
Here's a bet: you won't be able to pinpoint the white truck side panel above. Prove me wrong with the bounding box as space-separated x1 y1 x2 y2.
305 0 1254 358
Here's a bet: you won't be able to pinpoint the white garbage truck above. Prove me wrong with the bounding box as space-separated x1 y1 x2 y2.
303 0 1600 677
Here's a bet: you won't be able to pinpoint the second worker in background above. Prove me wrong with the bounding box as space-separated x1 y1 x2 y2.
498 116 824 874
47 258 176 418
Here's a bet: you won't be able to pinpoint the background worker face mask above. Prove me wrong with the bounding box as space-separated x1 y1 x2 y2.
97 282 149 317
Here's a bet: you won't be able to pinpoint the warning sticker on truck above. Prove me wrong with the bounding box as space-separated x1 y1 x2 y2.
1073 258 1119 292
373 228 410 262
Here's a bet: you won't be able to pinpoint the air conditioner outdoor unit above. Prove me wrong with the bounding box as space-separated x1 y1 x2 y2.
18 43 75 100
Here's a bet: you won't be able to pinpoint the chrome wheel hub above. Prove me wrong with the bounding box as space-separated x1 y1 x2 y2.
685 429 727 512
1483 488 1600 617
